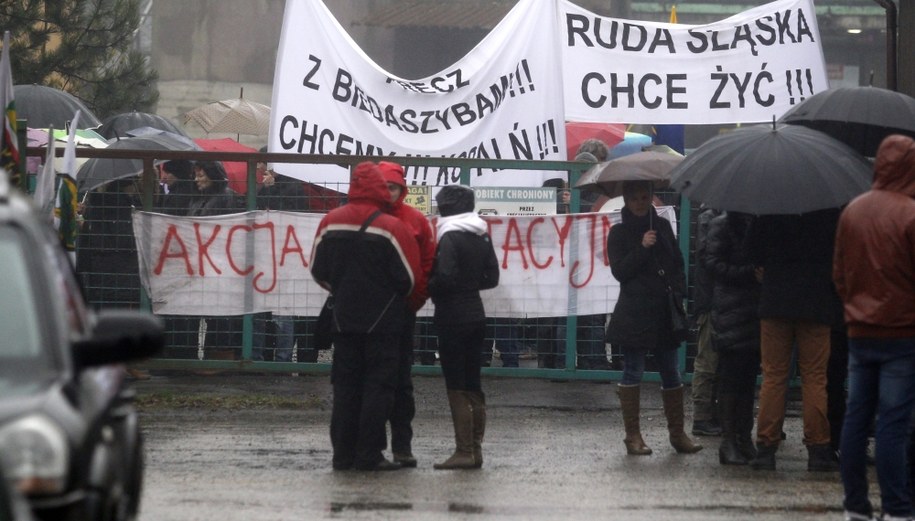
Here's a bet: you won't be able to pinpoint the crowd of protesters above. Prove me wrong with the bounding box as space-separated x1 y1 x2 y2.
67 136 915 520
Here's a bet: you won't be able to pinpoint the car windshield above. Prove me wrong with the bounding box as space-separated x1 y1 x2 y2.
0 227 52 384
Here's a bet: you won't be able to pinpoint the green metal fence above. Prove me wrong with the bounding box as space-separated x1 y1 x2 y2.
24 141 699 382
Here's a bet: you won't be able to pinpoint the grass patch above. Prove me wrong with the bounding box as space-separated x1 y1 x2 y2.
136 390 324 410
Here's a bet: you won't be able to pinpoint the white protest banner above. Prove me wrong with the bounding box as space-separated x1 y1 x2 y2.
560 0 828 124
269 0 566 189
132 207 677 318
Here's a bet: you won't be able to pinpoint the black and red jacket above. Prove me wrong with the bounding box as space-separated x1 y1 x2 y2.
310 162 421 334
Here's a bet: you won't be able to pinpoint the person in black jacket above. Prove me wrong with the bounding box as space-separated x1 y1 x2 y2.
155 159 198 358
705 211 760 465
156 159 196 216
429 185 500 470
188 161 241 217
188 161 243 360
747 209 842 472
605 181 702 456
255 165 314 363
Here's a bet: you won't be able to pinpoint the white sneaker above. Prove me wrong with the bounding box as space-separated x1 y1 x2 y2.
843 512 874 521
880 515 914 521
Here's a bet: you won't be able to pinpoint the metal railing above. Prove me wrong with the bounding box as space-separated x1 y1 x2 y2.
24 141 696 382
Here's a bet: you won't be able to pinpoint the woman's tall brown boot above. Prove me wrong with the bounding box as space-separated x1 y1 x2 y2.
434 390 477 470
468 391 486 468
617 384 652 455
661 385 703 454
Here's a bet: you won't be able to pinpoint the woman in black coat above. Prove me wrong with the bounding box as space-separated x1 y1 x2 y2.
605 181 701 456
428 185 500 470
704 211 760 465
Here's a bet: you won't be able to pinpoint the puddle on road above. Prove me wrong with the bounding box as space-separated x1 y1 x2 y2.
328 501 487 515
329 501 412 513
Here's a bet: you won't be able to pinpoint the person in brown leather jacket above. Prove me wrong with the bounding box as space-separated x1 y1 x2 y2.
833 134 915 521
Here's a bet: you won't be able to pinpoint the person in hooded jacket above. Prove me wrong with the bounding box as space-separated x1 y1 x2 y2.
833 134 915 521
377 161 436 468
605 181 702 456
704 211 760 465
311 162 421 471
429 185 500 470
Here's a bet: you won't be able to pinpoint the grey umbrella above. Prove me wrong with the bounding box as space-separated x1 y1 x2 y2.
779 86 915 157
97 111 189 140
669 124 872 215
574 146 683 198
13 84 102 129
77 134 201 193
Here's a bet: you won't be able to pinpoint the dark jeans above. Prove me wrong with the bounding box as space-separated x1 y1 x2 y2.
827 329 849 452
620 346 682 389
330 332 399 469
840 338 915 518
491 319 522 367
437 321 485 392
389 313 417 455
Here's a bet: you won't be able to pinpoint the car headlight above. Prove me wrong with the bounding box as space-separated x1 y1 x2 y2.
0 415 68 495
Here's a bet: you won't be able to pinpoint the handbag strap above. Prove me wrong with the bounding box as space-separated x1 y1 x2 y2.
359 209 383 234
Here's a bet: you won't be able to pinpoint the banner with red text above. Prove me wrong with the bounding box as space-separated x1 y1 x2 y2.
132 208 677 318
560 0 827 124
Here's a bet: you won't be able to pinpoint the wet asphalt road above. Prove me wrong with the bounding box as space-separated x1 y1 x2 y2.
135 373 862 520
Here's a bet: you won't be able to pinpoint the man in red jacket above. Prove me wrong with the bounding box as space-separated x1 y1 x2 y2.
833 135 915 521
311 162 421 471
378 161 436 468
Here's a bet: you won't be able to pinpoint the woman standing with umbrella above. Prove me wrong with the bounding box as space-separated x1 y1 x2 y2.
605 181 701 456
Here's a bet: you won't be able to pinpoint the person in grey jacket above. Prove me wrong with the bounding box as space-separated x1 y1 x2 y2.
429 185 500 470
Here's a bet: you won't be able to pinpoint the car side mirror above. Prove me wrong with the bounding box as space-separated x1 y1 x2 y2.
73 310 165 369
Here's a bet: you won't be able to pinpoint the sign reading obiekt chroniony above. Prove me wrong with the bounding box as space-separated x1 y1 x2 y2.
268 0 826 187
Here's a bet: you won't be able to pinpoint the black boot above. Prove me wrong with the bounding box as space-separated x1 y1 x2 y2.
750 443 777 470
735 391 757 461
807 444 839 472
718 393 747 465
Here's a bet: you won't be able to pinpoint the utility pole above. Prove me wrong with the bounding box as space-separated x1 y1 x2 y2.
898 1 915 96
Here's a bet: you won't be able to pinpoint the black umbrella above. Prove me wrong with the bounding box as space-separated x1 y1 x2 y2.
13 84 102 129
669 124 872 215
77 134 201 193
96 111 188 140
779 86 915 157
